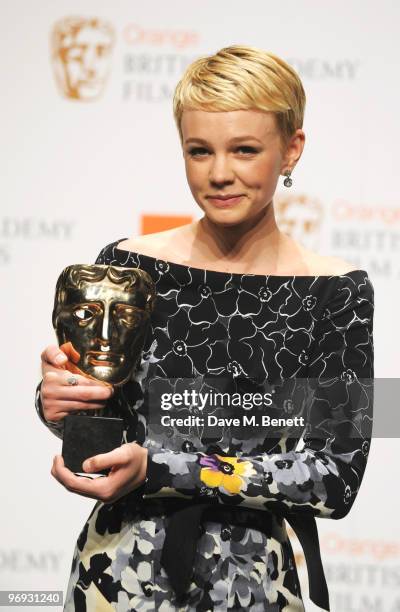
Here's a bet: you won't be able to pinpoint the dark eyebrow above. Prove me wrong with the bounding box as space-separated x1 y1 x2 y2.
184 135 263 145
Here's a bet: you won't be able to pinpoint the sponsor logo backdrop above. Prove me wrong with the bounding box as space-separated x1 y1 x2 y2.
1 1 399 610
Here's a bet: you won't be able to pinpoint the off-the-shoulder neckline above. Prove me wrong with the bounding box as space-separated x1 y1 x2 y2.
110 239 368 279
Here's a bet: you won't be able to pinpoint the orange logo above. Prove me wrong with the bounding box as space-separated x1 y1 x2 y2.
50 16 115 101
123 24 199 49
140 214 193 235
275 194 323 249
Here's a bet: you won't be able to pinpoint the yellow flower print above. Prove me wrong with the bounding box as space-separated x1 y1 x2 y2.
199 454 256 494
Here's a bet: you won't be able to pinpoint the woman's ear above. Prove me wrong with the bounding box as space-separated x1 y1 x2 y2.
280 129 305 174
289 129 306 166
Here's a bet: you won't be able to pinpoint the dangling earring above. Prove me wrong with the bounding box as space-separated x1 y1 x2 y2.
283 169 293 188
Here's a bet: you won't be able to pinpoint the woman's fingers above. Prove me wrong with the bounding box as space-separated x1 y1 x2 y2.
51 455 116 501
42 373 114 400
48 400 108 415
51 447 146 503
51 456 107 498
41 344 68 369
39 347 115 423
40 384 112 421
43 370 97 386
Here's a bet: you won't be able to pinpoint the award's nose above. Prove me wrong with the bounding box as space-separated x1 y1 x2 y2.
100 304 111 341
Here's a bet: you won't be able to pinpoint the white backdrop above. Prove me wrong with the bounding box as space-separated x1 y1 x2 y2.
1 1 400 610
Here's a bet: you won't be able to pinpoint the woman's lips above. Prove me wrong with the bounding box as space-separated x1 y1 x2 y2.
207 195 243 207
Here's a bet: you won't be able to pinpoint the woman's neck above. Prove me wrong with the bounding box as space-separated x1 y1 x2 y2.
190 203 289 269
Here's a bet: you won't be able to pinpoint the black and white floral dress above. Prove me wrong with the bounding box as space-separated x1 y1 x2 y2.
36 239 374 611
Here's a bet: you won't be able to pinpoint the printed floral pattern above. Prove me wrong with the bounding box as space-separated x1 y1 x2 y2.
36 239 374 611
199 454 256 494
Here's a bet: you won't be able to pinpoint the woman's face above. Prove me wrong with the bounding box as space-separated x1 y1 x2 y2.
181 108 304 227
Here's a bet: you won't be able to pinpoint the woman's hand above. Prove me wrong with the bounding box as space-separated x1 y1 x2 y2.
51 442 148 504
40 344 114 423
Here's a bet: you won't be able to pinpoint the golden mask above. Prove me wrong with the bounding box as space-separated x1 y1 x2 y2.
52 265 156 385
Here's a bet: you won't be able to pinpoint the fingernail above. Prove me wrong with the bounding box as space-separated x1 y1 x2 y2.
55 354 67 365
82 460 91 471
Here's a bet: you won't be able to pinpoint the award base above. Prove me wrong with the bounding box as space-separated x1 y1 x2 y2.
62 414 124 475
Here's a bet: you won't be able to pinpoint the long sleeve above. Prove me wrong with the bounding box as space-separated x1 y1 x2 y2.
142 273 374 521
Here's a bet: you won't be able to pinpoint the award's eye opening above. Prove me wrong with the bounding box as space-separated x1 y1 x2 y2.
114 303 143 329
72 304 100 323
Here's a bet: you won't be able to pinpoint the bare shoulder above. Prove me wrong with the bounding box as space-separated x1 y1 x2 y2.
116 224 193 260
302 247 359 275
116 233 164 257
321 255 360 275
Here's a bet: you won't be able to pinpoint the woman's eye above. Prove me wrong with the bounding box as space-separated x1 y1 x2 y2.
188 147 208 157
187 146 258 157
236 146 258 154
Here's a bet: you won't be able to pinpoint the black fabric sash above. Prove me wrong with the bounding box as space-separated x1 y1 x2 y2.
284 513 330 611
160 502 330 611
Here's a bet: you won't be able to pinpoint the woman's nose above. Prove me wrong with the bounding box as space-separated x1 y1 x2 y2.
208 155 235 184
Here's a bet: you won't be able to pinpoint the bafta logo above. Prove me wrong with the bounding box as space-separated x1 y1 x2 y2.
275 194 323 250
50 16 115 101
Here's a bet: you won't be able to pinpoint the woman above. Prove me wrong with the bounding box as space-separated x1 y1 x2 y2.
37 45 374 611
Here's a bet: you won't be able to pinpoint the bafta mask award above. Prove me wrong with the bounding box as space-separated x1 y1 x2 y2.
52 264 156 476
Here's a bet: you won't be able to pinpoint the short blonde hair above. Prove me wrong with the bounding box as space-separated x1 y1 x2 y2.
173 45 306 151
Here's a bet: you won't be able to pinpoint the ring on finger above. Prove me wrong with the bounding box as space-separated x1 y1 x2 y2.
66 374 78 386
